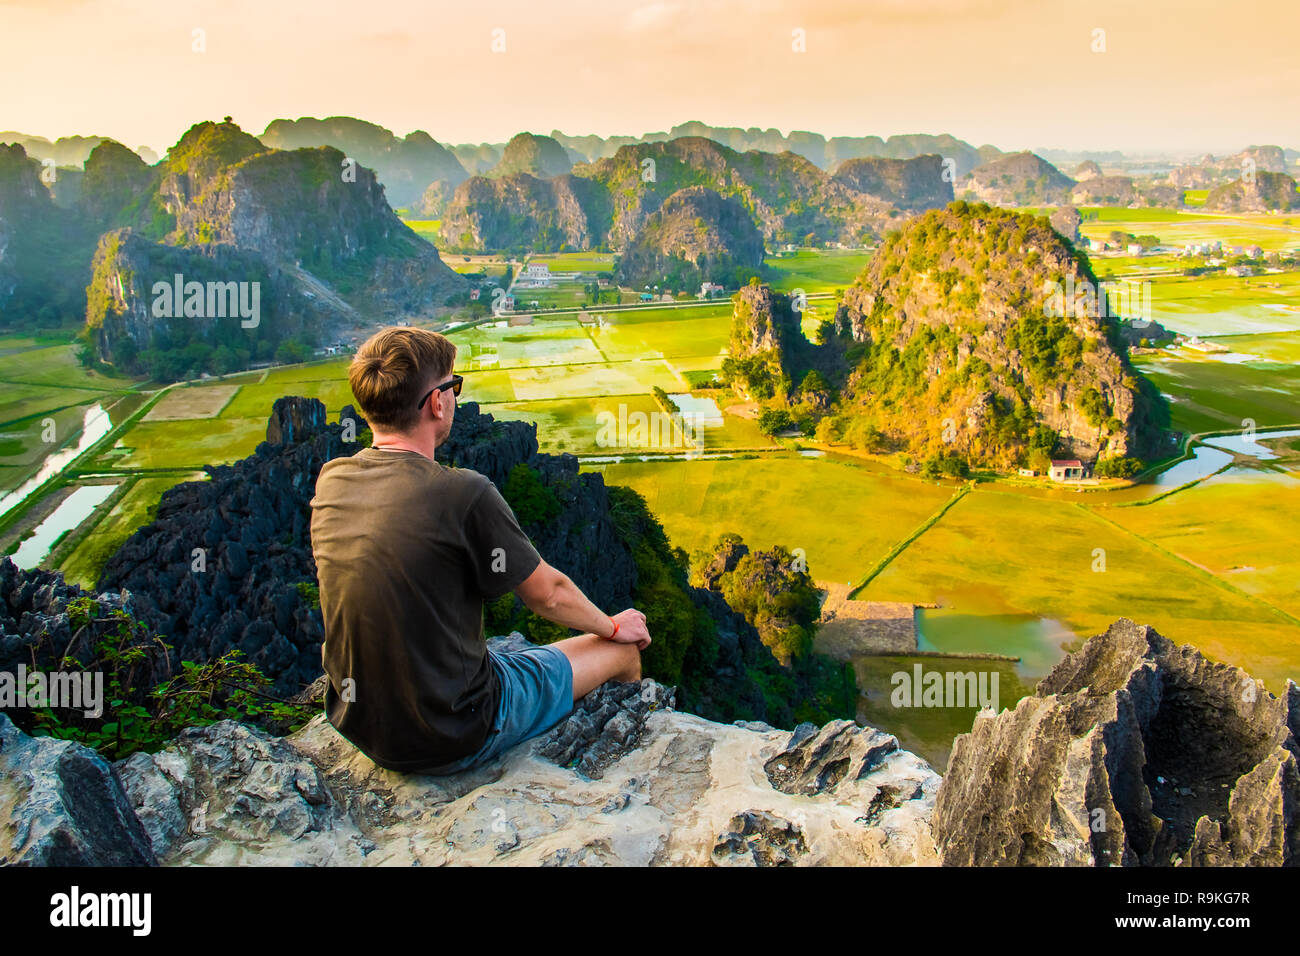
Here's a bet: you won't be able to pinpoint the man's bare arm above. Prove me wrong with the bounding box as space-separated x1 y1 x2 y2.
515 559 650 648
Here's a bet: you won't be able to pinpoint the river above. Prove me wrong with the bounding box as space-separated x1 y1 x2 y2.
0 403 116 519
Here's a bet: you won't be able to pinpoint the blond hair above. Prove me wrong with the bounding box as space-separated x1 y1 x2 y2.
348 327 457 432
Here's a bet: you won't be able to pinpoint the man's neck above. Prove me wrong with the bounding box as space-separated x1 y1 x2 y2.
371 430 439 460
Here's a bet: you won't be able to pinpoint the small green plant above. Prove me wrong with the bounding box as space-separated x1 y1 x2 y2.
295 580 321 610
30 605 317 760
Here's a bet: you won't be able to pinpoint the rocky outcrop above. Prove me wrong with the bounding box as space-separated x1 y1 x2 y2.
830 155 953 211
1070 175 1137 206
5 617 1292 866
0 557 172 738
78 140 154 226
1204 172 1300 213
724 283 839 401
101 639 940 866
0 142 96 325
1049 205 1082 243
0 712 157 865
577 136 894 250
553 124 991 176
614 186 765 291
1072 160 1102 181
490 132 574 179
933 619 1300 866
80 119 465 372
440 171 611 253
959 151 1075 205
260 117 468 209
829 202 1167 467
1172 146 1290 190
444 134 964 255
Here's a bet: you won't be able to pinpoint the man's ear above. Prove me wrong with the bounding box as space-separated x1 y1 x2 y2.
432 380 456 422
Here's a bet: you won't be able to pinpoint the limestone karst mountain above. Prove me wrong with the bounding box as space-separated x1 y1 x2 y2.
613 186 766 290
725 202 1169 470
77 119 465 375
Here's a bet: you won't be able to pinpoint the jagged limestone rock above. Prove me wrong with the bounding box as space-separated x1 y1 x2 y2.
933 618 1300 866
109 679 940 866
0 713 156 866
535 676 675 780
764 719 903 795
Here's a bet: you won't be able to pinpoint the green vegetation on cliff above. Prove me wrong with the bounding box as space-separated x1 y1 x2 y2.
724 201 1168 471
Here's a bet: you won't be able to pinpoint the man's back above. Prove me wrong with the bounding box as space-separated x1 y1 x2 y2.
309 446 540 771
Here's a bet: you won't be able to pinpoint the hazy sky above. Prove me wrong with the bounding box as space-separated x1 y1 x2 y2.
2 0 1296 156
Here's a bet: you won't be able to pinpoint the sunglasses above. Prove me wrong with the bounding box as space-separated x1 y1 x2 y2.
417 374 463 409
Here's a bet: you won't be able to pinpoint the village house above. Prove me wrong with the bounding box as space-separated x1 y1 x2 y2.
700 281 725 297
515 263 554 288
1049 459 1087 482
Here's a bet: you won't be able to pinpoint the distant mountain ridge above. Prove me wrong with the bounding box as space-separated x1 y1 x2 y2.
441 137 949 255
259 116 468 209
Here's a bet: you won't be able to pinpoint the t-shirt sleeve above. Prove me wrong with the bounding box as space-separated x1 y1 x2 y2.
463 478 543 599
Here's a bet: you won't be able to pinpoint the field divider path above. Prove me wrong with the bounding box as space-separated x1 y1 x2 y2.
848 484 971 600
1077 502 1300 631
582 327 611 363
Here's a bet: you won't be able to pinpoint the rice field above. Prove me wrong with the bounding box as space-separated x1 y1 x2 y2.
56 474 199 590
763 249 872 293
592 455 954 584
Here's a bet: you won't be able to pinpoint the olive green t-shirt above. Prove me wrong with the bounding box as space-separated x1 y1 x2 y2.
308 446 542 772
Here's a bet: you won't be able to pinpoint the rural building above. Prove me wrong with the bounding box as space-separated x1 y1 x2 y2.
1127 243 1142 255
516 263 554 288
1183 336 1229 353
700 281 724 297
1049 459 1087 482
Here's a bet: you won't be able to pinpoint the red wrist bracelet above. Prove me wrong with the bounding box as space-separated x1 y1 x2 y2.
608 617 619 639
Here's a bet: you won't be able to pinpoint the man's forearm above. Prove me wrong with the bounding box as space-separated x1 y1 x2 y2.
523 571 615 638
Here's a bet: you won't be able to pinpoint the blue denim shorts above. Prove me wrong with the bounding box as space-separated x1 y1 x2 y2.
420 643 574 776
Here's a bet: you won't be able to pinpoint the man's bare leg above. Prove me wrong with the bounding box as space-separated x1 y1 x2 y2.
549 633 642 702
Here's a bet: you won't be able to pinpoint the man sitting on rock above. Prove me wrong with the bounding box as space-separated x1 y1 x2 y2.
309 326 651 775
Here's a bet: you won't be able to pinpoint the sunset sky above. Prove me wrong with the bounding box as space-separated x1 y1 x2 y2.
2 0 1296 156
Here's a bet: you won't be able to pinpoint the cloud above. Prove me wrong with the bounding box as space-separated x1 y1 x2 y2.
624 2 687 32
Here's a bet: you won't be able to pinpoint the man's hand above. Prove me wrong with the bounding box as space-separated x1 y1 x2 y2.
609 608 651 650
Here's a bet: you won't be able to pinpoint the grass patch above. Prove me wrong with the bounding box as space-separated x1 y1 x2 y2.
593 455 952 584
